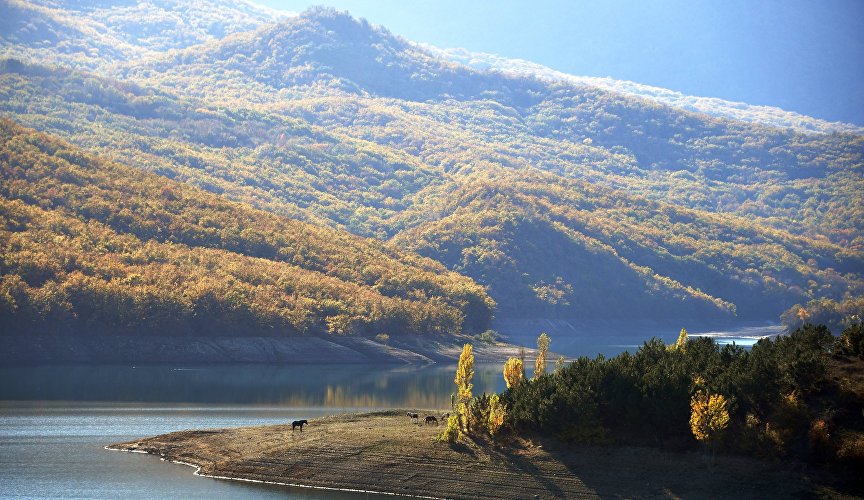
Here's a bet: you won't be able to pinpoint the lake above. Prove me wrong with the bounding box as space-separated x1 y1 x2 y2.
0 325 782 498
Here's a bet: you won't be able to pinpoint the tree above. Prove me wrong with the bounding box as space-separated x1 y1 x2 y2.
674 327 688 350
534 332 551 379
555 355 566 373
518 346 527 379
838 323 864 357
503 357 524 388
454 343 475 434
690 389 730 454
487 394 506 437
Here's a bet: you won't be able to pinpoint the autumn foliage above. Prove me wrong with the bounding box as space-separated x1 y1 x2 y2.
453 343 474 435
502 324 862 468
0 120 494 337
534 332 550 379
486 394 506 437
689 390 730 442
502 357 524 389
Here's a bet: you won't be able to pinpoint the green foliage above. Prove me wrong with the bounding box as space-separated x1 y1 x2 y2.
474 329 500 344
554 355 566 373
837 323 864 357
468 393 492 434
503 324 859 464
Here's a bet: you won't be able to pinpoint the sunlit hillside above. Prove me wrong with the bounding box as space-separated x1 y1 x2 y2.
1 6 862 326
0 119 494 336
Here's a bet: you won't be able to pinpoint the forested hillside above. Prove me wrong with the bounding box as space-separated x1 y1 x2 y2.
0 120 494 336
1 6 862 327
0 0 290 70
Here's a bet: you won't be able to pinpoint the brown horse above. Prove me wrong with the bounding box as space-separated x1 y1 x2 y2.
292 419 308 431
425 415 438 425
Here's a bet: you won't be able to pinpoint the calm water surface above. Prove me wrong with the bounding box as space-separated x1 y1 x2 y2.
0 363 508 499
0 325 781 499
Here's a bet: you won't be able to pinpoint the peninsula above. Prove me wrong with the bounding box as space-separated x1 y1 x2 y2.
108 410 824 499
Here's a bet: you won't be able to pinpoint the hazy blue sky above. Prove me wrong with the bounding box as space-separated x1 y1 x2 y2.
257 0 864 126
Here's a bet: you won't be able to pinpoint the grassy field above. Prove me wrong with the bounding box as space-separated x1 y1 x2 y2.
108 410 842 499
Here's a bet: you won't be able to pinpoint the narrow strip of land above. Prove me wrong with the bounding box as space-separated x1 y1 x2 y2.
108 410 819 499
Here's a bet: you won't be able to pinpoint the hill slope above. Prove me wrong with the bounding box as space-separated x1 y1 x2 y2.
0 0 292 70
1 7 862 324
0 119 494 336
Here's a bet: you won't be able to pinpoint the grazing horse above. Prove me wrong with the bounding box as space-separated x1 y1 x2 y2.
292 419 308 431
425 415 438 425
441 412 450 420
407 412 419 420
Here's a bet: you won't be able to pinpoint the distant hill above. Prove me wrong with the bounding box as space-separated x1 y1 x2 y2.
0 0 292 69
425 45 864 136
1 6 862 326
0 119 494 336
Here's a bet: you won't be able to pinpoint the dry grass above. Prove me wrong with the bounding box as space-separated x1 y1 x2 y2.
109 410 828 499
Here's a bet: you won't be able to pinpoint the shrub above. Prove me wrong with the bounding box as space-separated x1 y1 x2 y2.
475 329 500 344
837 323 864 357
437 415 461 443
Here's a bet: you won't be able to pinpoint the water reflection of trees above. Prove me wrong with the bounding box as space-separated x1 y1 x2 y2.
0 364 507 407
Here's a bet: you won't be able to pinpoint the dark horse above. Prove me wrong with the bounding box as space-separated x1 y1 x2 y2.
425 415 438 425
292 419 308 431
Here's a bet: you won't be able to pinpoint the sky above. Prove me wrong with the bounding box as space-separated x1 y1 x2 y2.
256 0 864 126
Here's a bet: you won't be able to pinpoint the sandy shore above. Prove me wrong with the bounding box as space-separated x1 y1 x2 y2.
107 410 826 499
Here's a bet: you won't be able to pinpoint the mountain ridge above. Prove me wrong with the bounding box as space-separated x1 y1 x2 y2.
1 5 861 328
424 45 864 136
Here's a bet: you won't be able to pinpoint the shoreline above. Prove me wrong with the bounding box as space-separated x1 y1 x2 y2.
104 446 439 499
0 334 537 366
107 410 825 499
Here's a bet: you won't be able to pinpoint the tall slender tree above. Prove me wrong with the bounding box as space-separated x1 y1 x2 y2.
534 332 551 379
454 343 475 433
674 327 688 350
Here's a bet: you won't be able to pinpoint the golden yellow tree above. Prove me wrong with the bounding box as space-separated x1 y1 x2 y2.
454 343 475 434
674 327 688 350
534 332 551 379
487 393 506 437
690 390 730 443
503 357 524 389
